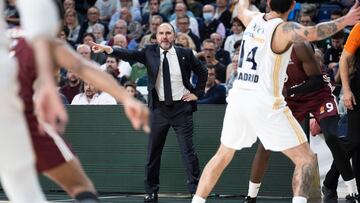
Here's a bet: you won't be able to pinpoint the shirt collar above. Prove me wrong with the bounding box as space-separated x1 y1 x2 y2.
160 46 176 55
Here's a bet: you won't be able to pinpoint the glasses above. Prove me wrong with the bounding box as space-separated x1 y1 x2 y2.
203 48 215 52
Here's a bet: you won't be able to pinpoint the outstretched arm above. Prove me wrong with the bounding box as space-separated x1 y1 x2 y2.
278 1 360 45
52 40 150 133
237 0 261 27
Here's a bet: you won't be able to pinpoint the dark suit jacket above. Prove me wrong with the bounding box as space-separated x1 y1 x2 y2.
110 45 207 111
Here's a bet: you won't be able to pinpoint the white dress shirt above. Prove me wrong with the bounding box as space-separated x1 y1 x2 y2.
71 92 116 105
155 46 190 102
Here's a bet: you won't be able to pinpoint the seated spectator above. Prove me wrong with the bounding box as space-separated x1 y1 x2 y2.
175 33 197 53
119 7 143 50
100 55 132 83
224 18 244 58
139 15 163 49
199 4 226 41
58 26 76 49
197 64 226 104
94 0 118 24
187 0 203 18
124 81 147 103
93 23 107 44
168 1 195 22
214 0 232 29
76 44 92 60
170 3 199 37
211 32 231 66
324 31 345 81
71 81 117 105
81 33 107 64
142 0 173 20
197 39 226 83
176 14 201 51
77 6 109 44
107 19 131 45
64 8 81 44
59 70 82 103
141 0 167 29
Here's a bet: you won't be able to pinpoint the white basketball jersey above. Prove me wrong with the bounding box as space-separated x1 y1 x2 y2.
233 14 293 108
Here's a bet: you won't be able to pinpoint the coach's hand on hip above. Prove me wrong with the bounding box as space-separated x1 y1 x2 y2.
182 93 198 102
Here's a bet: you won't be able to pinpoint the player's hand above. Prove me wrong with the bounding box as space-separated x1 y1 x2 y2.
122 97 150 133
343 88 357 110
182 93 198 102
89 41 112 54
35 82 68 134
344 0 360 26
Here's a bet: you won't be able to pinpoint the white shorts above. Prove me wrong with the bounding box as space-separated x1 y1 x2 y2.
0 54 34 172
221 88 307 152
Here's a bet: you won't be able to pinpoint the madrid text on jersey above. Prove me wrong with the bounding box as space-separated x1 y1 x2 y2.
237 72 259 83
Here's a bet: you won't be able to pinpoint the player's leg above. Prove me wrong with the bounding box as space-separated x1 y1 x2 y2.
1 162 46 203
192 144 236 203
244 143 271 202
282 143 316 203
43 158 98 202
319 115 358 198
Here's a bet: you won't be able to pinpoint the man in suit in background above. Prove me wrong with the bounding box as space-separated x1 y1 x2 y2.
91 22 208 203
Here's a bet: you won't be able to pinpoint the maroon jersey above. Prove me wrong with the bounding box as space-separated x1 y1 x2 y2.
284 49 338 123
14 38 74 172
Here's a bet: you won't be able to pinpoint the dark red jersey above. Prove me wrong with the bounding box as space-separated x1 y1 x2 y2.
284 49 338 123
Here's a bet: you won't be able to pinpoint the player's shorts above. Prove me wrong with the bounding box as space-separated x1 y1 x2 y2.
221 88 307 152
286 88 338 123
27 116 75 173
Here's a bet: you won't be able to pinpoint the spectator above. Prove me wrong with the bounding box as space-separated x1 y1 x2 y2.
324 31 345 81
77 6 109 44
224 18 244 58
124 81 147 103
176 15 201 51
94 0 118 24
170 3 200 37
198 39 226 83
141 0 167 27
64 8 81 44
71 81 117 105
142 0 173 19
100 55 132 83
211 32 231 66
82 33 107 64
93 23 107 44
5 0 19 27
77 44 92 60
175 33 197 53
58 26 76 49
63 0 76 11
199 4 226 40
107 19 131 44
119 7 143 49
187 0 203 18
59 70 81 103
139 15 163 49
198 64 226 104
168 1 195 22
214 0 232 29
108 0 142 31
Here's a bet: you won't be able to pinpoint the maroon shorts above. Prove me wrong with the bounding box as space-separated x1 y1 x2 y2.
27 115 75 173
286 89 338 123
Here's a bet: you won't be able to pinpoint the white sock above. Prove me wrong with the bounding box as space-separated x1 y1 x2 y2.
345 178 359 195
292 196 307 203
247 181 261 198
191 195 206 203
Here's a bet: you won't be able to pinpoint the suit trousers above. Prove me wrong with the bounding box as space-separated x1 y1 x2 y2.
144 100 200 194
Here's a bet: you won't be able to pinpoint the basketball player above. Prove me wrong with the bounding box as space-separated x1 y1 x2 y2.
12 36 149 203
0 0 66 202
243 42 358 203
191 0 360 203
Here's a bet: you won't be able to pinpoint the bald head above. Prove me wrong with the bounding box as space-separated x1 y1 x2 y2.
156 23 176 50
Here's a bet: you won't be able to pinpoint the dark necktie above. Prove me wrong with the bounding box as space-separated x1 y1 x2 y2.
162 51 173 105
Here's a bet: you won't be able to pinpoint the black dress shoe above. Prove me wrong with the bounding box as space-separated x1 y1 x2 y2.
144 193 158 202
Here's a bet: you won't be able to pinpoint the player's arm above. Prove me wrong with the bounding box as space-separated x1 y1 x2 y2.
339 49 357 110
275 1 360 50
237 0 261 27
51 40 150 133
286 42 326 96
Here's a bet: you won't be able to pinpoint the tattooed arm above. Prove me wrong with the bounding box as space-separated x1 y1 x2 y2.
275 1 360 47
237 0 261 27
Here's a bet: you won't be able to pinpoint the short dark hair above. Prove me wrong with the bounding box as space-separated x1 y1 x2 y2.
269 0 293 14
106 55 120 64
124 81 137 89
82 33 96 42
234 39 242 50
331 9 342 17
232 17 245 30
332 31 344 40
